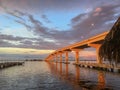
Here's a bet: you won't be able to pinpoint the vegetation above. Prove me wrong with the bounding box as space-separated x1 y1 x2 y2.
99 17 120 66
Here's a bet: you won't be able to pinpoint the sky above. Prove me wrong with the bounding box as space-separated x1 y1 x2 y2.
0 0 120 60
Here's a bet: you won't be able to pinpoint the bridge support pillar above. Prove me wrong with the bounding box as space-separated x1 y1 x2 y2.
55 54 58 63
59 53 63 63
51 55 54 62
51 56 54 62
88 44 102 64
75 51 79 63
96 46 102 64
65 52 68 63
49 56 52 62
71 49 82 64
52 55 55 62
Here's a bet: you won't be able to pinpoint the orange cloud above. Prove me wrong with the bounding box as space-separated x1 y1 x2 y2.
95 7 102 12
93 7 102 16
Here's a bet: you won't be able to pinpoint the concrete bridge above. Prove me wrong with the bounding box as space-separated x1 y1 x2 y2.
45 31 109 64
45 17 120 72
45 31 120 72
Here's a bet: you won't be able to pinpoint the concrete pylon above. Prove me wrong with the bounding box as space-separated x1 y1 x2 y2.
59 52 63 63
56 61 58 71
51 55 55 62
65 51 69 63
88 43 102 64
55 54 58 63
64 51 70 63
50 56 52 61
50 56 54 62
75 51 79 63
71 49 82 64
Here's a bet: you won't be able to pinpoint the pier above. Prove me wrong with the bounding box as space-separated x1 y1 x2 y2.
0 61 24 69
73 62 120 73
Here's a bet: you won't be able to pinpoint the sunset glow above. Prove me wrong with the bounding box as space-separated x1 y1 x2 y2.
0 47 54 54
0 0 120 59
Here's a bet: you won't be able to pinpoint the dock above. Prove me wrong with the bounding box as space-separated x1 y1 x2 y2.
73 62 120 73
0 62 24 69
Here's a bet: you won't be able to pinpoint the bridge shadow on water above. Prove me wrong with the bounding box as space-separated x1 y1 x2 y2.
47 62 113 90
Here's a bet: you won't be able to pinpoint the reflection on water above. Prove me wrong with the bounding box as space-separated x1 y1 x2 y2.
47 62 120 90
0 61 120 90
76 66 80 80
98 71 105 88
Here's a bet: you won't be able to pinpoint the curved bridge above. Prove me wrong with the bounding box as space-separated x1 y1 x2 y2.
45 31 109 64
45 17 120 73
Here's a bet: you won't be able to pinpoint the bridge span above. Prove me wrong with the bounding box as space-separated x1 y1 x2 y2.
45 17 120 72
45 31 109 64
45 28 120 72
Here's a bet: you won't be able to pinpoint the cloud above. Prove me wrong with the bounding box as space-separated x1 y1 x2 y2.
6 4 120 49
0 34 24 41
0 33 62 49
41 14 51 23
0 0 119 12
71 13 87 25
70 4 120 39
0 1 120 50
0 40 11 47
0 0 100 13
6 11 25 21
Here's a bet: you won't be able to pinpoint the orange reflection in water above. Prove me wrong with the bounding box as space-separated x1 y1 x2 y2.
98 71 106 88
55 62 58 72
65 64 69 76
46 62 109 90
60 63 62 75
75 66 80 81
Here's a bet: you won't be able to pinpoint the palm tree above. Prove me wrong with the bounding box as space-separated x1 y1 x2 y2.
99 17 120 67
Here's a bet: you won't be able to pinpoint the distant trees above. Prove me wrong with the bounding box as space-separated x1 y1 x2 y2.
99 17 120 67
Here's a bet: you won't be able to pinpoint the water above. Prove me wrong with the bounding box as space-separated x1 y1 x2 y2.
0 61 120 90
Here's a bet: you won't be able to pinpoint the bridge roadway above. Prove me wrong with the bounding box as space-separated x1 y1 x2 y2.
45 31 120 73
45 17 120 73
45 31 120 72
45 31 108 63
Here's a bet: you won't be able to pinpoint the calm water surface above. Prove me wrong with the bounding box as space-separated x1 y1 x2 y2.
0 61 120 90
